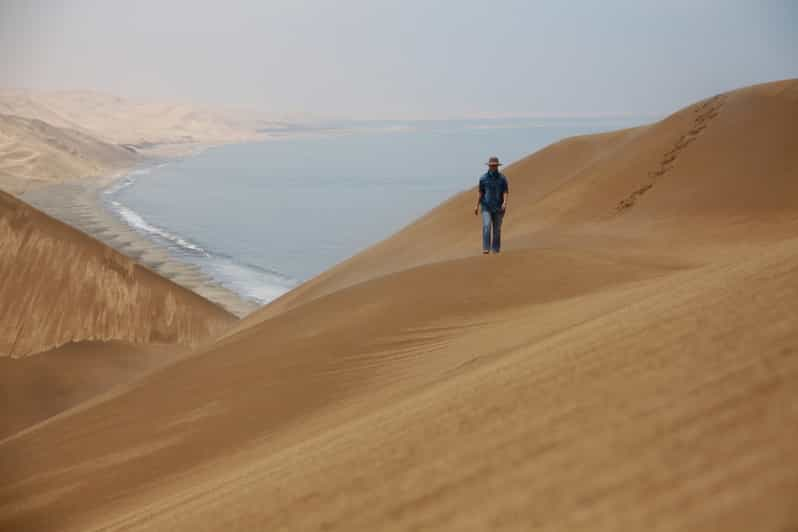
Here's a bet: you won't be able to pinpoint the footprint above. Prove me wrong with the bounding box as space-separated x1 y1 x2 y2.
616 94 726 213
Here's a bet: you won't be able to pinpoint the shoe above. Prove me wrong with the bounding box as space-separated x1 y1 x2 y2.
482 250 490 254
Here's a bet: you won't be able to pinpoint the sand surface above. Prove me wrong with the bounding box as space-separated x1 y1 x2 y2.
1 80 797 531
0 341 186 440
0 186 239 438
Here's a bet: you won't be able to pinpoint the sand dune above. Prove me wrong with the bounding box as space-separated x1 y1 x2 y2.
1 80 797 531
0 114 137 194
238 79 798 328
0 88 283 195
0 190 236 359
0 89 269 151
0 189 237 436
0 341 185 440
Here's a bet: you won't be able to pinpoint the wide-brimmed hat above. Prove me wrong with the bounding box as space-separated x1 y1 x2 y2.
485 156 503 166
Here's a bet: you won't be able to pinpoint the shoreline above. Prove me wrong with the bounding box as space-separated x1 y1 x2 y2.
21 167 260 318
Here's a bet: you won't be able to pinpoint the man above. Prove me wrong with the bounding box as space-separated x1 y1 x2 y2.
474 156 509 254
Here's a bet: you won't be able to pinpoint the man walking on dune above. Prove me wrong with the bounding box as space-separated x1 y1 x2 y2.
474 156 509 254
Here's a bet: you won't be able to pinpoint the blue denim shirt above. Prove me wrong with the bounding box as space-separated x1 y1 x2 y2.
479 170 509 213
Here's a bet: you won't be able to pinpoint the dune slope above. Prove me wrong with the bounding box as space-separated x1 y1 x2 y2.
0 341 185 440
0 190 236 358
1 80 797 531
0 190 237 436
0 114 137 194
245 79 798 327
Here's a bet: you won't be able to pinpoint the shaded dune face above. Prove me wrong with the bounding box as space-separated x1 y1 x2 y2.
0 341 185 440
0 190 236 358
1 80 797 531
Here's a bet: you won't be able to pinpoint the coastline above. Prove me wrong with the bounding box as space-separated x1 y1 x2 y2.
21 167 260 318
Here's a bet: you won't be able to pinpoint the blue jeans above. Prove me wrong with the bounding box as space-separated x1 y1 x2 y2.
482 210 504 252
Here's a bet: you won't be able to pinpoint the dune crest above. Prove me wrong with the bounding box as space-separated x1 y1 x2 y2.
237 79 798 329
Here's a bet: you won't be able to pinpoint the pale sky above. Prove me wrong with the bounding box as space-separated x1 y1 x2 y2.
1 0 796 119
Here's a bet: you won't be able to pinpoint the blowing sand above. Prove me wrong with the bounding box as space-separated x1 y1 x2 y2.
1 79 797 531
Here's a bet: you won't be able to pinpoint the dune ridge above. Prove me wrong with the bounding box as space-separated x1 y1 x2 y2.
1 80 797 531
237 79 798 329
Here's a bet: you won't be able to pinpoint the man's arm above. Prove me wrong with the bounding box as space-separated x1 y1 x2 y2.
501 177 509 212
474 181 485 215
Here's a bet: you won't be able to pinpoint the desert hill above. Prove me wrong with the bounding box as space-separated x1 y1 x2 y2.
1 80 796 531
0 190 236 436
0 89 268 150
0 88 283 194
0 113 137 194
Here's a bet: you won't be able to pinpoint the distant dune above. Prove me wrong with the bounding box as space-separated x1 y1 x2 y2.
0 89 268 147
0 89 282 194
1 80 797 531
0 113 137 194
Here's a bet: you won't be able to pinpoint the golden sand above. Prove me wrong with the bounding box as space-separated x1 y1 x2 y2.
1 80 797 531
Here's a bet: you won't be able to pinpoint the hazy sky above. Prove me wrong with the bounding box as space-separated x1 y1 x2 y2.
1 0 796 119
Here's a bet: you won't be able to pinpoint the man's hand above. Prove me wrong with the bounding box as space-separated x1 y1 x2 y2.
474 206 480 216
501 203 507 214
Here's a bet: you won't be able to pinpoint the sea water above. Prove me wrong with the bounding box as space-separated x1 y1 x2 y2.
103 117 648 305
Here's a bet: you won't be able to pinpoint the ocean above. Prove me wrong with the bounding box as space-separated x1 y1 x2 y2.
103 117 648 306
